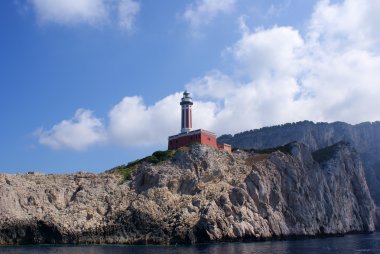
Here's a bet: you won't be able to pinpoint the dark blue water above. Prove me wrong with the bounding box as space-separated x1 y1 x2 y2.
0 233 379 254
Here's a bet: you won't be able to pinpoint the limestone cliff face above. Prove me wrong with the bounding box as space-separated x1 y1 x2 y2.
218 121 380 208
0 143 375 245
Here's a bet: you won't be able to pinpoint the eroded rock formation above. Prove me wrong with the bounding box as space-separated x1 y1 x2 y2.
0 142 375 244
218 121 380 229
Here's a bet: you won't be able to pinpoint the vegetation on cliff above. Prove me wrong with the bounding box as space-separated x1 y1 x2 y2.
108 149 177 180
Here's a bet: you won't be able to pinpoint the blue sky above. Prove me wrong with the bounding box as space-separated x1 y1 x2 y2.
1 0 379 173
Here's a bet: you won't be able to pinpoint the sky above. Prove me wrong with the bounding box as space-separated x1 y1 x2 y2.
1 0 380 173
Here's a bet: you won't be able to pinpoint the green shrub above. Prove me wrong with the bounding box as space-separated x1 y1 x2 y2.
120 165 138 181
141 150 176 165
152 150 176 161
312 141 350 163
250 143 294 155
145 155 159 164
126 159 141 168
177 146 191 152
109 149 177 181
108 164 138 181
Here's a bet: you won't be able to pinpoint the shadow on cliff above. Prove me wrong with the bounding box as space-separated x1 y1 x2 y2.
0 220 63 244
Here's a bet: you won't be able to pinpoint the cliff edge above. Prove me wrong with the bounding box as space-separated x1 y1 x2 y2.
0 142 375 245
218 121 380 231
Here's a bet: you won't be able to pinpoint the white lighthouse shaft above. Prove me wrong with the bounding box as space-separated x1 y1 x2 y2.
180 91 193 133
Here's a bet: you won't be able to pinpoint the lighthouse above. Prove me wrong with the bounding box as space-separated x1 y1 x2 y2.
168 90 231 152
180 90 193 133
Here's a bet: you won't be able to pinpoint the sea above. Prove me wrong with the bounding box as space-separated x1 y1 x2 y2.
0 233 379 254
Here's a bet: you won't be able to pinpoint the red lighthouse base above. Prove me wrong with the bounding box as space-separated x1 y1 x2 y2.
168 129 232 152
168 129 217 150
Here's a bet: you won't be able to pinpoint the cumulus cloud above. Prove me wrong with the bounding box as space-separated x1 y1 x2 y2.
107 94 218 146
183 0 380 133
37 0 380 150
183 0 236 29
308 0 380 51
228 25 305 79
36 109 106 150
26 0 140 31
184 0 380 130
107 95 179 146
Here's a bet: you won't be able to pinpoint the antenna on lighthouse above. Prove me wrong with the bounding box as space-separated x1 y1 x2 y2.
180 90 193 133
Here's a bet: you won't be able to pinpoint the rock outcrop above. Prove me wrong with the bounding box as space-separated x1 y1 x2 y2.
0 142 375 245
218 121 380 229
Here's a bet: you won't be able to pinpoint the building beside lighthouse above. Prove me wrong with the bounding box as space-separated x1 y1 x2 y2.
168 91 231 152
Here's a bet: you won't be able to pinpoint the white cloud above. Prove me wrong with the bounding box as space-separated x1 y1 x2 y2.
37 0 380 150
36 109 106 150
308 0 380 51
187 0 380 132
183 0 236 29
228 25 305 79
118 0 140 32
107 95 179 146
107 94 218 147
29 0 107 25
186 70 240 100
27 0 140 31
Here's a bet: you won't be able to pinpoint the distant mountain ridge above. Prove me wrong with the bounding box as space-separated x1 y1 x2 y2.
218 121 380 227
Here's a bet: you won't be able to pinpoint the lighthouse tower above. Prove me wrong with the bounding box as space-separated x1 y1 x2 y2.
180 90 193 133
168 90 231 152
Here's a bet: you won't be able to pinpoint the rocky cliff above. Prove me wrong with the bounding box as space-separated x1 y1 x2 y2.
0 142 375 245
0 143 375 244
218 121 380 228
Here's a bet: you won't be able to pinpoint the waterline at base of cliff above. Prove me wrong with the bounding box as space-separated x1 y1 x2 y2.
0 232 379 253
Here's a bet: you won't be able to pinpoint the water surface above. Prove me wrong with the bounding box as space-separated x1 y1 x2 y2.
0 233 379 254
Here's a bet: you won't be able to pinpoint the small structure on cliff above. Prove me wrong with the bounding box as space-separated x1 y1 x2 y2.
168 91 231 152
